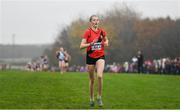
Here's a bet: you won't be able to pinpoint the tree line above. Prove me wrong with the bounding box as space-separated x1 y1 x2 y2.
44 5 180 66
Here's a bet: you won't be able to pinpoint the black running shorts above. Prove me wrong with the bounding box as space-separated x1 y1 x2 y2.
86 55 105 65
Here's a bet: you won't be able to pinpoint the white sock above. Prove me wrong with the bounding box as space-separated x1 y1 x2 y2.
90 98 94 101
97 96 102 99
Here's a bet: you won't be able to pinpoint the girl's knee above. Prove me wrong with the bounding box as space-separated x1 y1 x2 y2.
97 73 103 78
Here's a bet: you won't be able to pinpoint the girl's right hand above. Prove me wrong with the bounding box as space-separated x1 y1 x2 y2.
91 39 98 45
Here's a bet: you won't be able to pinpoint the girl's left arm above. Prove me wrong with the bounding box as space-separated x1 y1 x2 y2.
103 36 109 47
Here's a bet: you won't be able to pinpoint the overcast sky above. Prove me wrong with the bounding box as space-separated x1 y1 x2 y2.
0 0 180 45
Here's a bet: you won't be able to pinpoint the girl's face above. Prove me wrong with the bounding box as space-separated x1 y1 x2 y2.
60 47 64 51
90 16 99 28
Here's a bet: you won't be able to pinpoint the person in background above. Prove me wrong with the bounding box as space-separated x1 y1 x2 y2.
137 50 144 73
56 47 65 74
64 50 71 72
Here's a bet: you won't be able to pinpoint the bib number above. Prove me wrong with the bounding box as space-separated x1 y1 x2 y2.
91 42 101 50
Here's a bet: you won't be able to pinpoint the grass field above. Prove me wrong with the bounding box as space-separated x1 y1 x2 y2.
0 70 180 109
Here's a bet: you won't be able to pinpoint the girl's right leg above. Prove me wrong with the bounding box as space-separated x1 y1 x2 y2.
87 65 95 107
59 61 63 74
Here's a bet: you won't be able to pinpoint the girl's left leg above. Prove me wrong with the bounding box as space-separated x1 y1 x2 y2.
96 59 105 107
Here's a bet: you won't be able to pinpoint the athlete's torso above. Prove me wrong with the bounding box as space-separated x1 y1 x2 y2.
83 28 106 58
58 51 65 60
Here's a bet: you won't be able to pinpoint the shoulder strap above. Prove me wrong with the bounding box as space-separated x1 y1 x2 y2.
100 29 104 37
97 29 104 42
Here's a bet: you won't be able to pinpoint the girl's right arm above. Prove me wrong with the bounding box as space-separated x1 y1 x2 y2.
80 39 91 50
80 38 98 50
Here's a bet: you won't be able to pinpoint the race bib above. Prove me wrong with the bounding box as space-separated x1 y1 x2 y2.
91 42 102 50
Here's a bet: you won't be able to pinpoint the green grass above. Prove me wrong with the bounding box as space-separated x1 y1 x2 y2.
0 70 180 109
